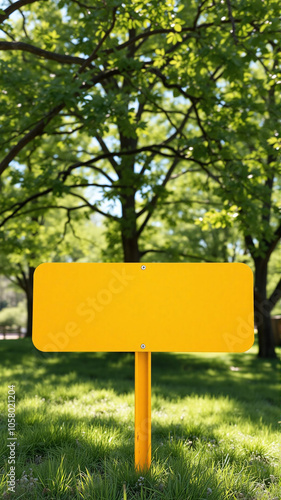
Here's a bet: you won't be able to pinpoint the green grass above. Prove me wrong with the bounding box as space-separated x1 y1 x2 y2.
0 339 280 499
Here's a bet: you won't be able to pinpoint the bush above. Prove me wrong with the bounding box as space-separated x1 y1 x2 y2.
0 301 26 329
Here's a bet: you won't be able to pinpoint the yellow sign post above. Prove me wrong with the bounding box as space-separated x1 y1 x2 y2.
32 263 254 471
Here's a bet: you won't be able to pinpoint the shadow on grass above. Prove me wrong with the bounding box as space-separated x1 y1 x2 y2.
0 339 280 422
1 338 280 488
14 403 227 467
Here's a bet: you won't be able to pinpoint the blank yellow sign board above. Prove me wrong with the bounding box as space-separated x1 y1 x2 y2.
32 263 254 353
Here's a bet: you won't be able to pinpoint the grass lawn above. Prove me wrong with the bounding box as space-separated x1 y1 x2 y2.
0 339 280 499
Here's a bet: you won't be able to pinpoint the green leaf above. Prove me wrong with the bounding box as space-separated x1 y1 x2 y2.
174 24 182 32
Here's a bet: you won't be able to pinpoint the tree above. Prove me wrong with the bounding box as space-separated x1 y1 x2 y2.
191 37 281 357
0 0 280 355
0 203 104 336
131 168 242 263
0 301 26 337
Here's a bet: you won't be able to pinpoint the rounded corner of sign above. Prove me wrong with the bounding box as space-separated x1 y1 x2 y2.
32 335 43 352
247 332 255 350
240 333 255 353
234 262 253 280
34 262 50 279
32 334 51 352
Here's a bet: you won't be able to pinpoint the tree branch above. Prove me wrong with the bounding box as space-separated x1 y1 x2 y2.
148 67 198 102
136 157 179 235
266 224 281 259
0 0 42 23
192 0 210 29
60 142 207 182
226 0 238 44
140 248 218 262
17 203 89 216
77 6 117 73
95 136 120 173
1 141 187 224
0 68 120 176
0 41 86 65
0 103 64 176
138 101 195 176
244 234 256 258
18 7 29 38
269 278 281 312
98 19 241 61
0 178 122 221
67 191 119 220
160 197 221 206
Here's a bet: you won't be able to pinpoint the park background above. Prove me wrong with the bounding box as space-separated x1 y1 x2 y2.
0 0 280 498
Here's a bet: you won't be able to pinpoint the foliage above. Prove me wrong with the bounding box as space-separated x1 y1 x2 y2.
141 169 244 263
0 0 280 354
0 300 26 328
0 0 280 259
0 200 105 278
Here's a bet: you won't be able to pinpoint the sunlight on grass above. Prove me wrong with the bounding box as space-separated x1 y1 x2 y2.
0 339 280 499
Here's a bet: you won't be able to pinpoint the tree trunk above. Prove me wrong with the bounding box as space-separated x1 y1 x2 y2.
25 266 35 337
254 257 276 358
122 233 140 262
121 194 140 263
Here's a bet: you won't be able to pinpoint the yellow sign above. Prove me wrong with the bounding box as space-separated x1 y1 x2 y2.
32 263 254 353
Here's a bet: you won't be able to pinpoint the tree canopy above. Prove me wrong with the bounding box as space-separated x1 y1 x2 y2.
0 0 280 356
